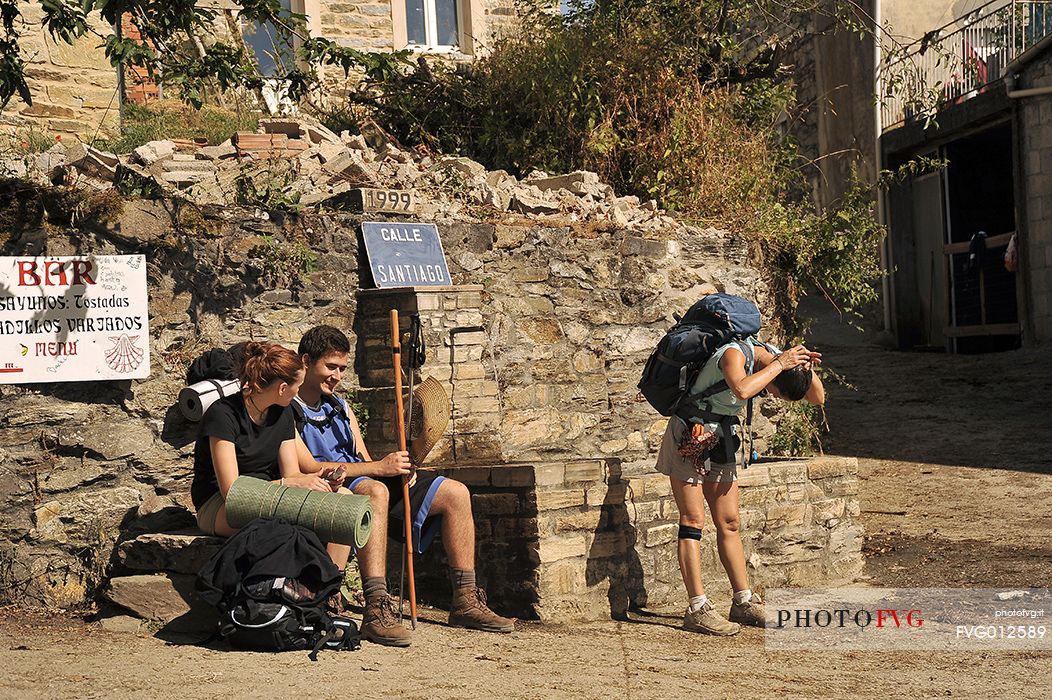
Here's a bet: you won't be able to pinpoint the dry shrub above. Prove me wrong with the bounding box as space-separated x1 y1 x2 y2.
95 100 260 154
349 0 884 326
586 75 781 224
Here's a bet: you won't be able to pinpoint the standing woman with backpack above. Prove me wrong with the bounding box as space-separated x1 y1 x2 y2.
655 339 824 635
191 342 339 538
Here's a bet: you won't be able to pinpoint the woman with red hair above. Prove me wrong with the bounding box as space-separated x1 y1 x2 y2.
191 341 336 537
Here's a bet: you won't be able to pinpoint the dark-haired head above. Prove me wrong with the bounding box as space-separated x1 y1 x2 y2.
298 325 351 362
770 365 813 401
239 341 303 395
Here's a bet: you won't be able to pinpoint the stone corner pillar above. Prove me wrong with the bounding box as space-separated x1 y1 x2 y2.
354 285 501 464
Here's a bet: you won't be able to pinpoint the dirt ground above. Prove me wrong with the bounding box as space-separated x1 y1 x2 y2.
2 299 1051 699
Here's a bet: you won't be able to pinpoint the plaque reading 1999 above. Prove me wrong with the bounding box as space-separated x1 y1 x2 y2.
351 188 417 213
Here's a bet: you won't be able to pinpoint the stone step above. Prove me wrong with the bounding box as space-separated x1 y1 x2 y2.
106 573 197 622
117 530 224 576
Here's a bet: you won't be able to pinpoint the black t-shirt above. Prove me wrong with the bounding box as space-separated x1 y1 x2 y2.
191 393 295 509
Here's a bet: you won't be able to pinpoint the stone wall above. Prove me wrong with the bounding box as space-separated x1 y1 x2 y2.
529 455 862 620
0 1 120 140
343 283 861 621
356 286 502 464
0 195 789 609
319 1 396 53
1018 51 1052 342
349 226 781 467
395 457 862 621
787 2 876 212
473 0 520 51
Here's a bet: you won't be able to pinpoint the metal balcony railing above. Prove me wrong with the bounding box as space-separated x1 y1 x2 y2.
880 0 1052 131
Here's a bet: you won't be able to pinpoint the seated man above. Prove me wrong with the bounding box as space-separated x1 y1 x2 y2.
292 324 515 646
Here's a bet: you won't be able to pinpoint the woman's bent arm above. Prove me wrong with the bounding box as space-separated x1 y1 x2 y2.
209 437 240 498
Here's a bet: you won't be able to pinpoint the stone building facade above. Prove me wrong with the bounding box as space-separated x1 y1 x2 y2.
789 1 1052 349
874 3 1052 349
1 0 520 140
1013 43 1052 341
2 1 122 140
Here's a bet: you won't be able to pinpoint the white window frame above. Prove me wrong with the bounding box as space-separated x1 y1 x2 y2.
395 0 478 56
414 0 456 52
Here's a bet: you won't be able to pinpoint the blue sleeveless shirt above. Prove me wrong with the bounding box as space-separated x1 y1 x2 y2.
293 395 364 464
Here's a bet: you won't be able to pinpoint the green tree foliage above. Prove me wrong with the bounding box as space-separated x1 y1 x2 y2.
4 0 892 326
0 0 410 110
343 0 889 326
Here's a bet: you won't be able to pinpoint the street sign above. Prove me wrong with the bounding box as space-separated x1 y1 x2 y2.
361 222 451 288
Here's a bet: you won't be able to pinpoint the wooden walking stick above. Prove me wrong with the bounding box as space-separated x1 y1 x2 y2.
390 309 417 627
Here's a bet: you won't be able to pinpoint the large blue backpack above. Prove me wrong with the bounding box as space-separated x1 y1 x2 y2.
638 293 762 419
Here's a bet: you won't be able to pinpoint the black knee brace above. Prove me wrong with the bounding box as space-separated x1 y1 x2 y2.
678 524 703 541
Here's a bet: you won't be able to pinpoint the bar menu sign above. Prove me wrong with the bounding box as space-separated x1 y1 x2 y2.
0 255 150 383
361 222 451 288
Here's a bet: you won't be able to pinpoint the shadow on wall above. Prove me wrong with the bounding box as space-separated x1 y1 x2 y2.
161 403 198 450
585 468 647 620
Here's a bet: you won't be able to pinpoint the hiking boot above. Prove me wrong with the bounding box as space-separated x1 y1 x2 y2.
449 587 515 633
729 595 768 627
683 600 741 636
361 595 412 647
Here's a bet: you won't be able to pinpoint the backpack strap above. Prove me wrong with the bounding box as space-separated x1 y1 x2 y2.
692 340 755 403
308 627 335 662
692 341 756 468
293 395 345 433
740 340 758 470
331 394 353 422
655 351 694 392
326 617 362 651
692 409 741 465
291 398 306 432
743 395 754 471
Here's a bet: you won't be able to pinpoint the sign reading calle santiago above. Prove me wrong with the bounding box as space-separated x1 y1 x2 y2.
0 255 150 383
361 221 451 288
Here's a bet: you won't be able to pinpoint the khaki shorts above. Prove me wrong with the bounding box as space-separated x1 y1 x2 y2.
195 492 225 536
654 416 737 484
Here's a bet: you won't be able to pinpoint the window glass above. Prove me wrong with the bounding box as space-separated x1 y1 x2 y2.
243 0 295 77
435 0 459 48
406 0 427 45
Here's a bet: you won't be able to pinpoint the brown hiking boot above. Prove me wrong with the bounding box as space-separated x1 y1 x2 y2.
729 595 768 627
361 595 412 647
449 587 515 633
683 600 741 636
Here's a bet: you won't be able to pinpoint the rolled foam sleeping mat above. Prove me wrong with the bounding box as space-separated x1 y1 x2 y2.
178 378 241 422
224 476 373 549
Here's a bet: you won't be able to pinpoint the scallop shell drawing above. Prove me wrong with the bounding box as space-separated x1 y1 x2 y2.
105 335 144 373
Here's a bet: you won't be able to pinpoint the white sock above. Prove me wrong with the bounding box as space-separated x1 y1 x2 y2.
688 595 709 613
733 589 753 605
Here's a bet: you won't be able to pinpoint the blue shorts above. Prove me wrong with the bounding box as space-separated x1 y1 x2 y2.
348 471 446 554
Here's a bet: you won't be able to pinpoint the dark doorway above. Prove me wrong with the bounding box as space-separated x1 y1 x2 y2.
943 123 1021 353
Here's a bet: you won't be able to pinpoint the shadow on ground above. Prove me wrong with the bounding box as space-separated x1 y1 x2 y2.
800 296 1052 474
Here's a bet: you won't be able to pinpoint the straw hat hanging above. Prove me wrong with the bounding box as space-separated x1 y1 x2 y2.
407 376 450 465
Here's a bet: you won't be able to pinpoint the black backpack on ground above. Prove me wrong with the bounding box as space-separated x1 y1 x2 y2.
638 293 763 466
196 518 360 660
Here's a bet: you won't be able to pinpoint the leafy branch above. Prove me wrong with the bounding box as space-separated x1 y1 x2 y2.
1 0 410 109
